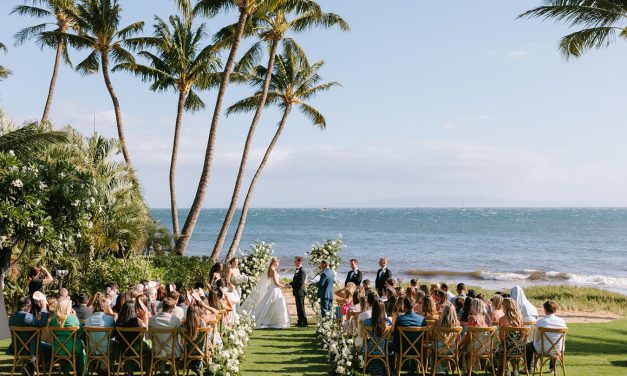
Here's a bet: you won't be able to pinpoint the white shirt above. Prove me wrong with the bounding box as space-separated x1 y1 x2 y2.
446 290 456 300
533 314 567 354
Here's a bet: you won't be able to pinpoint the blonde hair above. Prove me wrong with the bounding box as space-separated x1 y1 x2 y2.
55 299 73 327
470 298 488 327
422 295 437 318
502 298 523 327
267 257 279 277
438 303 460 328
345 282 356 295
491 294 503 310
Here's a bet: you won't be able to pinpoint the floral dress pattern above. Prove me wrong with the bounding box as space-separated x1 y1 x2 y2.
362 318 392 375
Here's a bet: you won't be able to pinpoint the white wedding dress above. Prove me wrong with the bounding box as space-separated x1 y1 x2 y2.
240 269 291 329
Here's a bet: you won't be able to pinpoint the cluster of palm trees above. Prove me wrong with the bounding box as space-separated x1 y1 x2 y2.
4 0 349 260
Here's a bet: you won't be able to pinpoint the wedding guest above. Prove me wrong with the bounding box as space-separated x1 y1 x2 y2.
451 282 467 304
85 297 116 356
50 299 86 375
454 297 465 319
510 286 539 322
157 285 168 303
459 299 489 350
525 300 567 371
345 259 362 287
393 296 426 352
490 294 505 323
405 286 417 301
149 297 183 357
209 263 223 287
429 282 441 298
7 296 51 365
495 298 525 363
419 284 429 296
176 294 188 320
460 290 476 323
410 279 418 290
335 282 356 318
433 304 461 374
168 291 185 321
27 266 54 307
47 294 59 315
115 302 148 375
413 290 425 314
434 289 448 312
422 295 438 320
184 304 211 374
375 258 392 295
73 293 93 321
135 295 152 324
146 287 161 315
441 283 455 300
105 282 118 309
59 288 69 301
225 258 241 294
355 292 376 349
362 300 392 376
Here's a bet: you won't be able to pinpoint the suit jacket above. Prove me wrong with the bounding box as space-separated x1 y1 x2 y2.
316 268 334 300
289 267 307 297
393 311 426 352
73 305 93 321
375 267 392 291
8 309 49 356
344 269 362 287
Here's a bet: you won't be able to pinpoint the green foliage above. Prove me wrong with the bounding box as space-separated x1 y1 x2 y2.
81 256 163 294
524 285 627 315
150 254 213 287
0 41 10 81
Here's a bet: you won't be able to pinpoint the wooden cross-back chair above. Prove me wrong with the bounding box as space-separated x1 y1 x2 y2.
431 326 463 376
181 326 214 376
532 327 568 376
362 325 392 376
47 326 80 376
465 326 497 376
84 327 113 376
115 327 147 376
524 321 537 343
9 326 45 376
395 326 428 376
148 327 180 376
501 327 530 376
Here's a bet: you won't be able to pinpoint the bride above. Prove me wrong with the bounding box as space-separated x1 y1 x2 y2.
240 257 291 329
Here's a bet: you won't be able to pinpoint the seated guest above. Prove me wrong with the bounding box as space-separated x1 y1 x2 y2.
216 280 237 326
384 288 397 316
393 296 426 352
510 286 539 322
147 287 161 315
149 297 183 357
525 301 567 371
335 282 357 317
362 279 372 296
433 304 461 374
176 294 189 320
434 289 448 312
422 295 438 320
356 292 377 348
183 304 212 374
362 300 392 376
409 279 418 291
419 284 429 296
135 295 152 324
429 282 441 298
460 290 476 325
454 297 465 319
73 293 93 321
459 298 489 349
7 296 51 365
413 290 425 314
345 259 362 287
59 288 69 301
168 291 186 322
47 294 59 315
490 294 505 323
495 298 525 362
405 286 417 301
441 283 455 301
451 282 467 304
50 299 86 375
85 297 116 361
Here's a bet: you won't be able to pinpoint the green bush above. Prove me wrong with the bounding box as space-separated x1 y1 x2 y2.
150 254 214 288
81 256 164 294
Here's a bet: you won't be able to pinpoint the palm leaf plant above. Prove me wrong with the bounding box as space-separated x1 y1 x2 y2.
0 42 11 81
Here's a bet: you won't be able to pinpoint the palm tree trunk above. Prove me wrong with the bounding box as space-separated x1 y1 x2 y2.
170 91 187 236
226 105 292 258
101 53 132 168
174 10 250 256
211 38 281 262
41 42 63 123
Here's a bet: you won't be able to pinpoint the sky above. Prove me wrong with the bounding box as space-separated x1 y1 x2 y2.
1 1 627 208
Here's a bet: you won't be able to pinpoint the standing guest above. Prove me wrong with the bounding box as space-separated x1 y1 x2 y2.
525 301 567 371
225 258 243 297
510 286 539 322
315 260 335 318
422 295 439 320
362 300 392 376
85 297 116 356
50 299 86 375
451 282 467 304
345 259 362 287
73 293 93 321
393 296 426 352
375 258 392 296
28 266 54 315
7 296 51 367
362 279 372 296
490 294 505 323
441 283 455 301
289 256 308 327
149 297 183 357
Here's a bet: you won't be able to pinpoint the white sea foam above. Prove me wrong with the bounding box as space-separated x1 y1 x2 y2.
479 271 530 281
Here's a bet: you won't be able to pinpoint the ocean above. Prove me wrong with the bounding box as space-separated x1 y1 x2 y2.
151 208 627 294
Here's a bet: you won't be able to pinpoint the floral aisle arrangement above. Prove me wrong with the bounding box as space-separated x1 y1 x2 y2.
317 315 361 375
238 241 274 301
209 313 256 376
306 235 343 312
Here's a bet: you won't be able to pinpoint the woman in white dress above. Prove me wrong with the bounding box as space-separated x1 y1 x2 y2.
240 257 291 329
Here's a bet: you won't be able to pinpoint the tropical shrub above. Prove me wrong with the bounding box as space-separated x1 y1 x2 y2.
150 254 214 287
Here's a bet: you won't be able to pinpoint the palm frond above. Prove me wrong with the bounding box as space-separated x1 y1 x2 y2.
14 23 50 46
518 1 625 28
75 49 100 74
226 92 265 115
290 11 350 33
184 89 206 112
0 123 69 159
558 26 624 58
115 21 145 40
298 102 326 128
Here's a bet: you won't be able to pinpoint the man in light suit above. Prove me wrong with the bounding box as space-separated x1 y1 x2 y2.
375 257 392 295
316 260 335 318
344 259 362 287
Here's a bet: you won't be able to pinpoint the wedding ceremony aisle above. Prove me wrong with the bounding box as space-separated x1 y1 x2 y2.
240 326 327 375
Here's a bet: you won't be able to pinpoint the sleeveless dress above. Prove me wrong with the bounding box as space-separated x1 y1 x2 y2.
241 271 290 329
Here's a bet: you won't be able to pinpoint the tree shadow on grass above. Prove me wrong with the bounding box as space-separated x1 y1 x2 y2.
567 335 627 355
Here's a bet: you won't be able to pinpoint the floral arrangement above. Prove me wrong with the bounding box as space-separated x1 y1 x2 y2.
306 235 343 312
238 241 274 302
208 313 256 376
317 315 362 375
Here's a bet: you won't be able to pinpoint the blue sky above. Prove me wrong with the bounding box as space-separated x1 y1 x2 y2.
1 1 627 207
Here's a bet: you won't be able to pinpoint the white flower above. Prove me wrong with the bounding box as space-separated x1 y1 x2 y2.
39 182 48 190
8 150 15 156
11 179 23 188
26 221 34 228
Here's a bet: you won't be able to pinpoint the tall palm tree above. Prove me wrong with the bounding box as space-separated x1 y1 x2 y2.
12 0 76 122
0 42 11 81
209 1 349 262
519 0 627 58
115 15 222 236
225 47 339 257
173 0 272 255
63 0 144 167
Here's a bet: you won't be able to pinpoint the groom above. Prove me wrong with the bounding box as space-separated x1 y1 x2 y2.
288 256 308 327
316 260 334 318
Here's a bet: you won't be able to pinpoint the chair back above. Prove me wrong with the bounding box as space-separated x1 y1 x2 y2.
49 326 80 358
524 320 536 342
397 326 428 358
149 327 180 359
84 326 113 357
115 326 147 360
467 326 497 357
538 327 568 357
362 325 391 374
502 326 530 358
9 326 41 357
425 319 437 327
432 327 462 359
181 326 214 375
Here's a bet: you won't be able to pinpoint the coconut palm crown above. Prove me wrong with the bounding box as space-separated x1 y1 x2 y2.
0 42 11 81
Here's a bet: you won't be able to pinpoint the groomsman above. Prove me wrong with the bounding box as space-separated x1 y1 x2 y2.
289 256 308 327
375 257 392 295
344 258 362 287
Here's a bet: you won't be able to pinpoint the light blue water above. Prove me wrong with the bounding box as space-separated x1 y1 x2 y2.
152 208 627 293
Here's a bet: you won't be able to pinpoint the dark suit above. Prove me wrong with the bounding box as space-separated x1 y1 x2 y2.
289 267 308 326
7 309 51 361
316 268 334 317
375 267 392 294
393 311 426 352
73 305 93 321
344 269 362 287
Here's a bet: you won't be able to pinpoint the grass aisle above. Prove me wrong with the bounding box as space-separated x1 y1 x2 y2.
240 325 328 376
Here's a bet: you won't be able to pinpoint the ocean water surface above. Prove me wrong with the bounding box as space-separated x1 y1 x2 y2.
151 208 627 294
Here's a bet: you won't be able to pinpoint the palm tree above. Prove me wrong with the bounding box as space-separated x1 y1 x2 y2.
519 0 627 58
173 0 272 255
63 0 144 167
225 47 339 257
209 1 349 262
115 15 222 236
0 42 11 81
12 0 76 122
